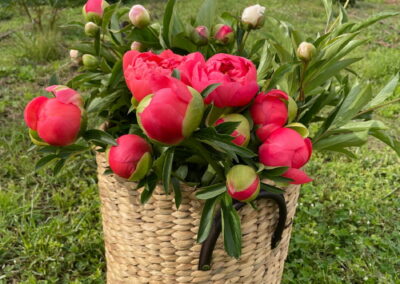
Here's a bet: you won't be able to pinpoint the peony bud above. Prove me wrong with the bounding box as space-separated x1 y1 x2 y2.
130 41 143 51
129 5 151 29
24 86 85 146
297 42 316 62
83 0 109 23
191 26 209 46
108 134 152 181
241 4 265 30
226 165 260 202
213 24 234 45
251 89 289 142
259 128 313 184
136 75 204 145
214 114 250 147
85 21 99 37
82 54 99 70
69 49 81 64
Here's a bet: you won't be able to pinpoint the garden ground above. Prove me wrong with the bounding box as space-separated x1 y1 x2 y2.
0 0 399 282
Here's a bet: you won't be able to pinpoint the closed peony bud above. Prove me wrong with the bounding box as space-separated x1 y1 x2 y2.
82 54 99 70
24 86 85 146
241 4 265 30
214 114 250 147
191 26 209 46
251 89 289 142
83 0 109 23
297 42 316 62
136 75 204 145
129 5 151 29
85 21 99 37
69 49 81 64
259 128 313 184
108 134 152 181
226 165 260 202
213 24 234 45
130 41 143 51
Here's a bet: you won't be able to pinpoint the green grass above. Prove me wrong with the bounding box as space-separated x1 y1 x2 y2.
0 0 399 282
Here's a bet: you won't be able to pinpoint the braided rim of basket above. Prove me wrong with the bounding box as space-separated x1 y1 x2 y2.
198 191 287 270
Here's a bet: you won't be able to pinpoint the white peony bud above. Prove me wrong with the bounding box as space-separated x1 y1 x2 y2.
129 5 150 29
297 42 316 62
241 4 265 30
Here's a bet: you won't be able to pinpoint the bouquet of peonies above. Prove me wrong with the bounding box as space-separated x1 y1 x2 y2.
24 0 399 260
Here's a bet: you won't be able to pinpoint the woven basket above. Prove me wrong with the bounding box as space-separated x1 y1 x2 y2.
96 153 300 284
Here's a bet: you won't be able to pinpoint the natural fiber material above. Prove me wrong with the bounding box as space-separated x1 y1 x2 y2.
96 153 301 284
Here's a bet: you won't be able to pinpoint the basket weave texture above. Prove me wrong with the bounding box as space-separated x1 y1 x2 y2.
96 153 300 284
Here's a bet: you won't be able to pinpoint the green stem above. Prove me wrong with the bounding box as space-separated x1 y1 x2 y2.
357 97 400 117
238 31 250 55
298 61 308 102
182 138 225 180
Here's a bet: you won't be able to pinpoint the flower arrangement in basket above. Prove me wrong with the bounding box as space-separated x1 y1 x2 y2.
24 0 399 273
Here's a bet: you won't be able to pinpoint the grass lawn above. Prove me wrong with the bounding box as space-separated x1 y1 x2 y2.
0 0 399 282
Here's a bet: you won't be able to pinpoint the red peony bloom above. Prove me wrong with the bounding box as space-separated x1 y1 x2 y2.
24 86 85 146
108 134 152 180
123 50 184 103
259 128 313 184
83 0 108 22
179 53 259 108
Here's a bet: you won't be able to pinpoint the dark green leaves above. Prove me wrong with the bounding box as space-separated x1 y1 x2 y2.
82 130 117 146
214 121 240 135
196 183 226 200
140 173 158 204
162 147 175 194
197 196 220 243
221 194 242 258
171 177 182 209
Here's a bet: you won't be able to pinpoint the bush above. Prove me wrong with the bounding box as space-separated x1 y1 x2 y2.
15 30 64 63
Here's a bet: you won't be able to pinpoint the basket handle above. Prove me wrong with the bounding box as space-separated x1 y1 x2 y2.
198 191 288 271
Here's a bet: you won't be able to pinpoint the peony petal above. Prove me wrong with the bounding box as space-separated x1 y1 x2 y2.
282 168 312 184
24 96 49 130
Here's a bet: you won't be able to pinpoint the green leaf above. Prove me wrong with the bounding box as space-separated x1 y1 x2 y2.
197 196 220 243
329 84 372 129
351 12 399 33
330 120 388 134
370 130 400 157
304 57 362 93
215 121 240 135
82 129 117 146
36 154 59 170
162 147 175 194
221 195 242 258
171 68 181 79
201 83 221 98
262 167 289 177
174 165 188 180
87 91 121 113
195 0 217 29
140 173 158 204
108 60 123 89
365 74 399 109
314 130 369 150
163 0 176 46
171 177 182 209
260 183 285 194
267 62 298 89
321 0 334 27
196 183 226 200
53 159 66 175
102 4 118 31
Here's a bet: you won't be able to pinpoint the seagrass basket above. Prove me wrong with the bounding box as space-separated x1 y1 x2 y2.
96 153 301 284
